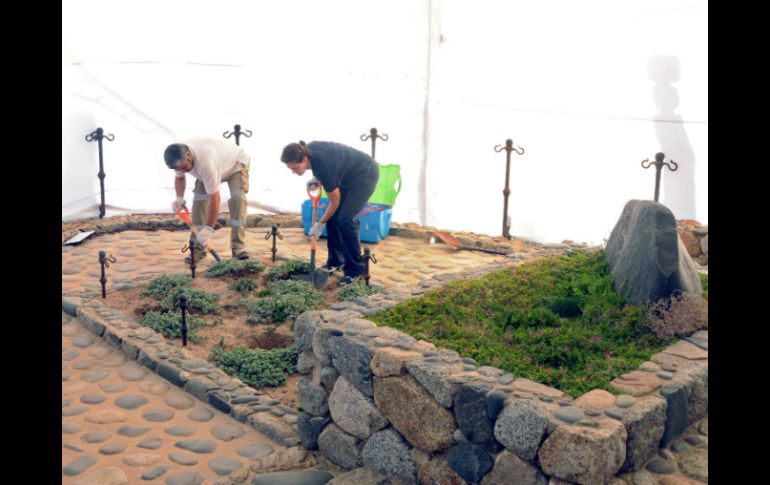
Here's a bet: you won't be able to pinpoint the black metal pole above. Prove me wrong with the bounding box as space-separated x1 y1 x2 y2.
179 293 188 346
85 128 115 219
641 152 678 202
264 224 283 262
189 237 197 278
494 139 525 239
223 124 252 146
97 250 116 298
360 127 389 162
362 248 377 287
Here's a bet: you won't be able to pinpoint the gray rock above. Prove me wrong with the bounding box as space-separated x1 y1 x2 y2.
64 443 84 452
208 456 244 476
298 413 330 450
493 398 550 461
137 437 163 449
71 466 128 485
327 467 396 485
404 359 460 408
169 451 199 466
187 407 215 422
616 395 637 408
250 470 334 485
320 366 339 393
554 406 584 424
63 455 97 476
164 471 205 485
165 425 197 436
99 383 127 393
236 443 275 460
297 349 317 375
294 311 322 351
81 370 111 382
165 394 196 410
63 422 82 434
72 335 95 348
318 423 364 470
143 408 176 422
447 443 494 483
604 200 702 303
659 382 688 447
62 406 88 416
141 465 170 480
620 395 667 473
80 392 107 405
99 442 127 455
248 412 301 447
81 430 111 443
645 457 675 474
481 449 548 485
329 376 388 439
115 395 149 409
454 383 495 445
297 376 329 417
328 335 375 397
118 365 147 381
117 425 150 437
363 428 418 485
175 439 217 454
211 423 246 441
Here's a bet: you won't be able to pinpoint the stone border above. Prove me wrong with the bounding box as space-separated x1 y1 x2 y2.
291 278 708 484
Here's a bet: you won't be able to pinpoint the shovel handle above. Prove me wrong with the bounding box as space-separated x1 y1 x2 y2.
176 207 222 262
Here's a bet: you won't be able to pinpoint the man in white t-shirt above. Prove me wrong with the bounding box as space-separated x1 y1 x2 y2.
164 137 251 263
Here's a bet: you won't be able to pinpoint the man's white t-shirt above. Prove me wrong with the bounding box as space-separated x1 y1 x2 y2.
175 137 249 194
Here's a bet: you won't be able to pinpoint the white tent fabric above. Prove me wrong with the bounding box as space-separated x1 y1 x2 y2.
63 0 707 245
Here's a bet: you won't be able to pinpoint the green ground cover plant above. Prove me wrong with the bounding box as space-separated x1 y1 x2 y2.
210 346 299 387
369 250 676 396
244 280 324 324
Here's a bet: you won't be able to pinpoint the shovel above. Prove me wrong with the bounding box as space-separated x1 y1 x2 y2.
176 206 222 262
433 230 508 255
297 179 330 289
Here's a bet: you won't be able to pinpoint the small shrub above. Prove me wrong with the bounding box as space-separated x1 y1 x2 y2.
229 278 258 295
141 274 191 298
266 259 312 281
205 259 266 278
210 346 299 388
700 274 708 300
244 280 324 323
163 287 220 314
337 283 380 301
140 311 205 342
645 292 708 339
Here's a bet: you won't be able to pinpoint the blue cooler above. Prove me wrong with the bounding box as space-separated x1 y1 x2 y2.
302 198 393 243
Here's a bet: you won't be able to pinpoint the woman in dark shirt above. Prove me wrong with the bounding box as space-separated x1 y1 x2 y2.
281 140 379 285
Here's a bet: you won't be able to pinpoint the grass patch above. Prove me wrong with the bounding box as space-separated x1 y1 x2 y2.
140 311 206 342
337 283 381 301
205 259 266 278
229 278 258 295
210 346 299 388
369 250 675 397
244 280 324 323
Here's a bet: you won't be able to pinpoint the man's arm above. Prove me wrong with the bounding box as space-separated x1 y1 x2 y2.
321 188 341 222
207 191 221 227
175 175 186 198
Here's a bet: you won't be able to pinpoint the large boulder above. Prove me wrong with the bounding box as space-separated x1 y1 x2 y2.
604 200 702 304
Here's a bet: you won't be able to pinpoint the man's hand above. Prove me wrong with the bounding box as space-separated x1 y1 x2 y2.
196 225 214 246
308 221 326 238
172 196 186 212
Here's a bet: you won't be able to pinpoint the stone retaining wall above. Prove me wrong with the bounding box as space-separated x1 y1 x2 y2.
294 291 708 485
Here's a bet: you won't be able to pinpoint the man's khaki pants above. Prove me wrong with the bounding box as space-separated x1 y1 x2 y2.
191 164 250 252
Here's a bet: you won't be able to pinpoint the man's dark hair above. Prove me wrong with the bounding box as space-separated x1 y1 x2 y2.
164 144 189 169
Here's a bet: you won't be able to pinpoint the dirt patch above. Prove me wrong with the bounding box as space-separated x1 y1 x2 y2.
104 255 341 407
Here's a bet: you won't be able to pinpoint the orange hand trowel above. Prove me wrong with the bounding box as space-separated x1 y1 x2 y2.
176 205 222 262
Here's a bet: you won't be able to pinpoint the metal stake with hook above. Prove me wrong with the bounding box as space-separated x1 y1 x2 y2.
85 128 115 219
360 127 389 161
641 152 678 202
98 250 117 298
181 238 198 278
493 139 525 239
264 224 283 262
362 248 377 287
178 293 189 346
223 124 252 146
